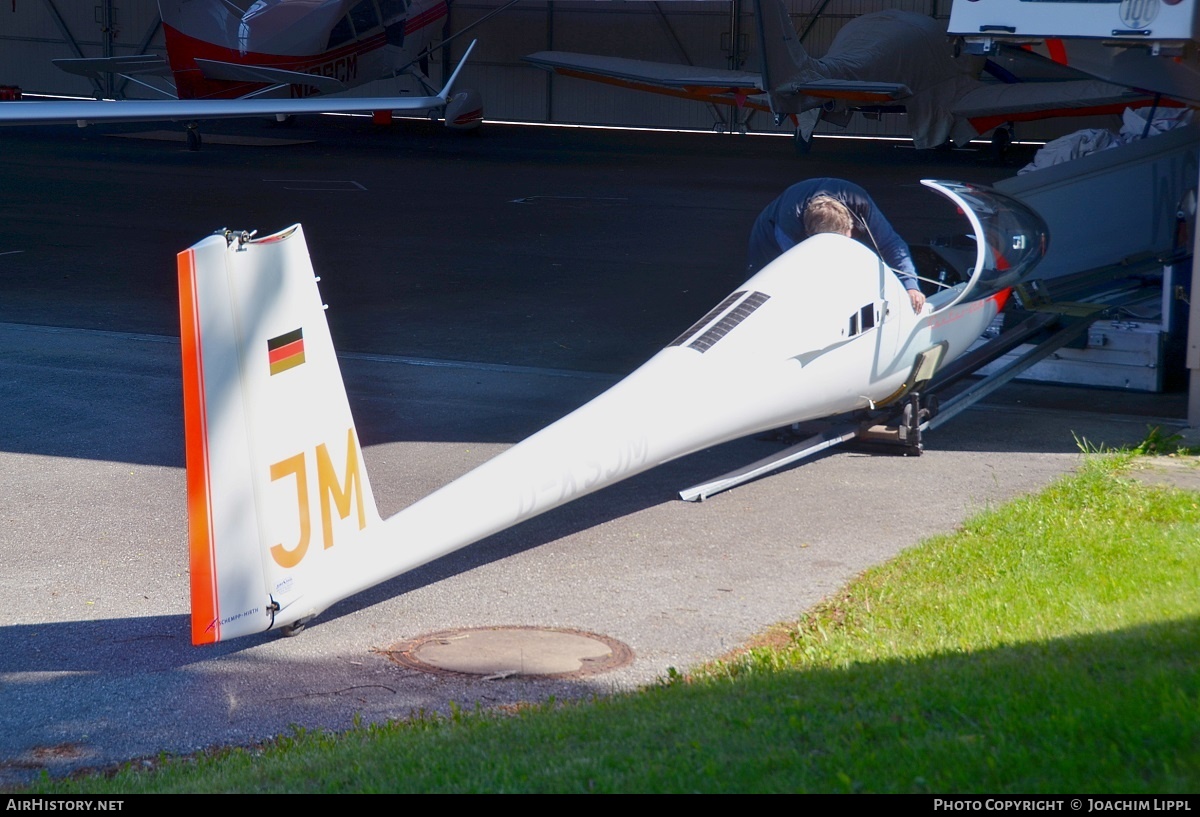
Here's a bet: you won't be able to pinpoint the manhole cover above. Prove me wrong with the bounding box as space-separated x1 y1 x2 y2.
385 626 634 679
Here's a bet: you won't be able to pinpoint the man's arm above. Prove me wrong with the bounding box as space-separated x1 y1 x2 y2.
860 202 925 313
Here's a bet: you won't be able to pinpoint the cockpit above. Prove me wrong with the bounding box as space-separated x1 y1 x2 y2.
918 179 1049 312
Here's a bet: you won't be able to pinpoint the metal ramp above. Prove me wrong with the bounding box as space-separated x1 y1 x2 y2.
682 121 1200 500
678 265 1162 502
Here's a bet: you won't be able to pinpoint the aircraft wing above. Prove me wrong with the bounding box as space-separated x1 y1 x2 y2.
951 77 1151 133
0 41 477 127
524 51 763 104
0 93 450 126
777 79 911 103
53 55 348 96
194 59 347 94
52 55 172 80
984 43 1109 84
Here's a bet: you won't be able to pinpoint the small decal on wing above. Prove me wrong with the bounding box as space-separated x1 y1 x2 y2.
268 328 306 375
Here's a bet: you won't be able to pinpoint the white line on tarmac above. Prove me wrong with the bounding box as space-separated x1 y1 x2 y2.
262 179 366 191
1 322 1181 423
0 321 614 381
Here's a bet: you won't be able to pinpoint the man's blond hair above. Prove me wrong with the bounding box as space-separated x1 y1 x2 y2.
802 195 854 237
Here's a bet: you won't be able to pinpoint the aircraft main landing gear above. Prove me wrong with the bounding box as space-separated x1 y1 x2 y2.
852 391 938 456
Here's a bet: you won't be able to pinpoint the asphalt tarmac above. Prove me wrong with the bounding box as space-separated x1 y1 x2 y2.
0 117 1188 785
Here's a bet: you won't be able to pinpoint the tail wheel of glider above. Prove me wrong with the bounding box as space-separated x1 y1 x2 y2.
280 617 314 637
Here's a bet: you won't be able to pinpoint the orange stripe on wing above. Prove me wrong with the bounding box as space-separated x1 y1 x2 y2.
967 98 1180 135
178 248 220 645
550 68 773 113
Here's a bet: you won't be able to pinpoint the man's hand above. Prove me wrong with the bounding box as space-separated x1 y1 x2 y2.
908 289 926 313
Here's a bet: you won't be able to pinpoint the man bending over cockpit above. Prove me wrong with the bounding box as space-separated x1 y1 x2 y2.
746 178 926 313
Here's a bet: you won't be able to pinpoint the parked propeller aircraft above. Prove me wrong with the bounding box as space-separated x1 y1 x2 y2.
179 179 1049 644
525 0 1152 151
0 0 481 148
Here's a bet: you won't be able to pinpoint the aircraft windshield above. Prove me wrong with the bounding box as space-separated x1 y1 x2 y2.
921 180 1048 309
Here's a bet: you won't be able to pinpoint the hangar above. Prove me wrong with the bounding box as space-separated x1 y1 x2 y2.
0 0 1135 140
0 0 1197 783
2 0 1197 416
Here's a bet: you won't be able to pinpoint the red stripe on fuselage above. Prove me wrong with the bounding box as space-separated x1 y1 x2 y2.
163 23 388 100
405 1 448 34
162 0 447 100
926 287 1010 331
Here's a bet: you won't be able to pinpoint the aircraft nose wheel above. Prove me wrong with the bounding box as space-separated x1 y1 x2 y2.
849 391 935 456
922 392 939 423
896 394 923 454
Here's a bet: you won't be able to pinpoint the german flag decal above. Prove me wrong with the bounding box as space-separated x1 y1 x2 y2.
268 328 306 375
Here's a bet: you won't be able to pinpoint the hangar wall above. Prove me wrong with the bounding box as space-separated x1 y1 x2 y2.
0 1 167 99
0 0 1096 141
446 0 943 138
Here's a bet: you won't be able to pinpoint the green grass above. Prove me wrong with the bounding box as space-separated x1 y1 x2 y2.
26 454 1200 793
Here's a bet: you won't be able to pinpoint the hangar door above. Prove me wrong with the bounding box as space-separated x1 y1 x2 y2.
0 0 947 141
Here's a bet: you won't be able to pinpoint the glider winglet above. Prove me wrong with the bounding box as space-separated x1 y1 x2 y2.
439 40 478 102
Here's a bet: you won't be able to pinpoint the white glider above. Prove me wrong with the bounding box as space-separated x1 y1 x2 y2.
178 180 1048 644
